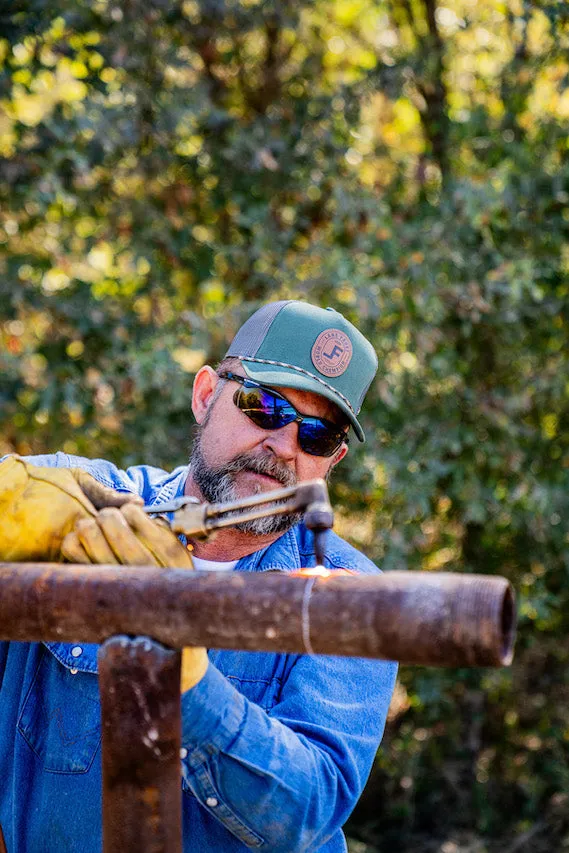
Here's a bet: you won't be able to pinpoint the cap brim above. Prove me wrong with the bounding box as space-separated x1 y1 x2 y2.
240 359 365 442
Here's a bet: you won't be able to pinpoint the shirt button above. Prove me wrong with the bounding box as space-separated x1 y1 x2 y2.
180 748 188 759
206 797 218 808
70 668 78 675
71 646 82 658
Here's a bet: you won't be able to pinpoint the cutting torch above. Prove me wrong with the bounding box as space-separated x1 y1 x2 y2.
143 478 334 566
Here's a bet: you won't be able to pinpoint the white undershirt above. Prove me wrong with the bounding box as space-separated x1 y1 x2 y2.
192 555 239 572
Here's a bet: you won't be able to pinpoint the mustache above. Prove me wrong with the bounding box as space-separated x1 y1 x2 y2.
220 452 297 488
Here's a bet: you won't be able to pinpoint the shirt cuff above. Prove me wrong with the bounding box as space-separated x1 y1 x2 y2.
180 663 247 758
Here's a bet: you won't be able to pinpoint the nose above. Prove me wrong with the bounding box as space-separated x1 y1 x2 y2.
262 421 299 461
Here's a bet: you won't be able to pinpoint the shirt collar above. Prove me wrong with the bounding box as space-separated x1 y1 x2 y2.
235 526 301 573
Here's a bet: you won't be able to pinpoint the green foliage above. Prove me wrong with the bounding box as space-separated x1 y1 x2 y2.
2 1 569 850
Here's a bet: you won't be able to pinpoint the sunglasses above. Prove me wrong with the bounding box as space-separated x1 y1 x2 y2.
218 372 349 458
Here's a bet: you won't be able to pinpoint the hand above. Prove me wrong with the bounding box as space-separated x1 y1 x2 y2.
61 503 194 568
62 503 208 692
0 456 142 562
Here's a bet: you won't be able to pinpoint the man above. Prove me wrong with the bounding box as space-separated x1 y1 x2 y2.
0 300 397 852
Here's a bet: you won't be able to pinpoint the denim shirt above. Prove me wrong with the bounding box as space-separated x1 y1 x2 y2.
0 453 397 853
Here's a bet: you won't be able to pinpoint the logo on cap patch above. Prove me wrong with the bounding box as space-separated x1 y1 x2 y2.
311 329 353 377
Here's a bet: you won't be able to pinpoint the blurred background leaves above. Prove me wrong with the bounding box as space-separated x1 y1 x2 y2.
1 0 569 850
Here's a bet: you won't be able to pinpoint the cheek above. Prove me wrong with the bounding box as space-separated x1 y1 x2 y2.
203 413 264 459
297 454 334 480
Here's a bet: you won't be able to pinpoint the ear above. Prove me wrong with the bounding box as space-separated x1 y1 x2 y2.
191 366 221 424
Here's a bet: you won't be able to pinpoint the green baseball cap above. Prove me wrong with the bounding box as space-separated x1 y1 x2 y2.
225 300 378 441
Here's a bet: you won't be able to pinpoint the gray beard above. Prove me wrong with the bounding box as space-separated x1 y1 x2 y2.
188 430 302 536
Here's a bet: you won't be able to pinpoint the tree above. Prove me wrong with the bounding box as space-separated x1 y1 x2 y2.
2 2 569 850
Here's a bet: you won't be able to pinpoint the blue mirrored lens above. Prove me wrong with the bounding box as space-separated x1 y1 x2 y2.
239 386 297 429
297 421 339 456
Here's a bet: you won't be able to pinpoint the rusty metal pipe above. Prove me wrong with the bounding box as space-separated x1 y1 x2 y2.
99 636 182 853
0 564 515 666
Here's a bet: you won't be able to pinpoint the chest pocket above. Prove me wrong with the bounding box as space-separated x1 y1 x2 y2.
17 649 101 774
210 650 287 713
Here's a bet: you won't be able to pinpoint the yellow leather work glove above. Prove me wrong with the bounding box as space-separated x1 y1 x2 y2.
61 503 208 693
0 456 142 562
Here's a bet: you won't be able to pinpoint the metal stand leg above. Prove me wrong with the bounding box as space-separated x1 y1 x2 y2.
98 636 182 853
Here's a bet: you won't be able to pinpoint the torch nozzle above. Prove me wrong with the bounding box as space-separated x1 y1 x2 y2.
303 495 334 568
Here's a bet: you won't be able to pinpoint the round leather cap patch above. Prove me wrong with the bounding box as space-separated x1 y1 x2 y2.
311 329 353 377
